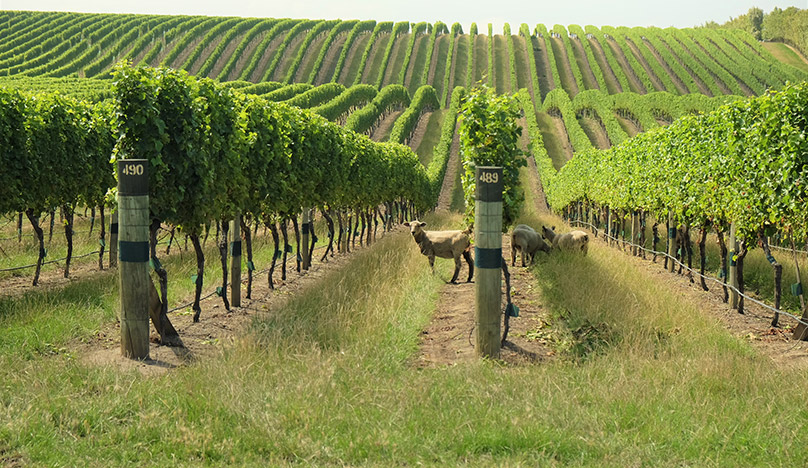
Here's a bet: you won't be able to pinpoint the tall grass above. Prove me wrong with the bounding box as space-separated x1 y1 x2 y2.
3 197 808 465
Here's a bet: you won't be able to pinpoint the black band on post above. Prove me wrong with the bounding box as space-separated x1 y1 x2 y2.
118 241 149 263
230 240 242 257
110 223 119 234
474 247 502 269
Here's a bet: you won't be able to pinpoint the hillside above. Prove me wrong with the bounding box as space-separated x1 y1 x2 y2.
1 10 806 168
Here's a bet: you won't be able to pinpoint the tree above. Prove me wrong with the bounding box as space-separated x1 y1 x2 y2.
458 85 526 230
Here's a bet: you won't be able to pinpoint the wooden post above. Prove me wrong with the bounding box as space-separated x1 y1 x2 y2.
474 166 503 359
301 208 311 270
117 159 150 360
728 222 740 309
109 210 118 268
606 206 612 246
790 234 808 340
230 214 241 308
667 212 678 273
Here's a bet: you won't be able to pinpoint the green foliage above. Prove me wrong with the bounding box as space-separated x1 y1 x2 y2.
553 24 585 93
425 86 465 204
372 22 409 88
458 85 526 229
262 19 320 82
542 87 592 152
345 84 410 134
549 82 808 244
396 22 428 85
352 21 393 86
568 25 608 92
310 84 377 122
331 20 376 83
306 20 358 84
284 82 346 109
389 85 439 144
584 25 632 93
238 19 299 82
195 18 262 79
262 83 314 102
283 20 340 84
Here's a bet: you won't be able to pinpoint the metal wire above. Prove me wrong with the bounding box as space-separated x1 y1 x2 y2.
0 250 101 273
569 219 808 329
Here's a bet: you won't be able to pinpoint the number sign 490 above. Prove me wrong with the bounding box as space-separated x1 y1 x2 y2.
121 163 144 176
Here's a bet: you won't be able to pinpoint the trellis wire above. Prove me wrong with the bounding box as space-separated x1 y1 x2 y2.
569 219 808 329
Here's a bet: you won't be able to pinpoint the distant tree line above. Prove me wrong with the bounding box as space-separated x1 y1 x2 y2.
701 6 808 58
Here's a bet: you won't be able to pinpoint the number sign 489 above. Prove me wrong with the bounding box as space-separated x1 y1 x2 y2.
479 171 499 184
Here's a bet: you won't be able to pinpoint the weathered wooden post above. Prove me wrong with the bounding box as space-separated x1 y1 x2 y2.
475 166 503 359
301 208 311 270
728 222 740 309
230 214 241 308
109 210 118 268
117 159 150 360
667 212 678 273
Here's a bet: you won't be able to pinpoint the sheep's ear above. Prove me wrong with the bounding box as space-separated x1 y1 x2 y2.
404 222 410 227
552 226 556 230
419 222 427 227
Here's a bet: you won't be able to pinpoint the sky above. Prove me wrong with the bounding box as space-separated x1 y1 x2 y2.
1 0 805 31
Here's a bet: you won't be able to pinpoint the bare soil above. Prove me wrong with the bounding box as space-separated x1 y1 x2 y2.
188 32 225 75
624 37 665 92
655 36 712 96
314 31 348 85
531 35 554 100
407 110 432 151
605 38 646 94
382 32 408 86
641 37 688 94
248 29 290 82
578 116 611 149
550 37 578 96
588 37 622 93
293 29 331 83
435 123 460 212
370 110 403 142
227 31 267 82
569 37 599 90
671 35 732 95
270 27 311 82
359 32 390 84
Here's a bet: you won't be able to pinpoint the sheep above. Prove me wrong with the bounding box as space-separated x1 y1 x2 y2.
541 225 589 255
404 220 474 283
510 224 551 266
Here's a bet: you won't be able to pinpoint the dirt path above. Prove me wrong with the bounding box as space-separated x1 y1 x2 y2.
532 35 554 100
550 37 578 96
248 31 289 82
314 32 348 85
188 32 225 75
615 115 641 138
270 28 311 82
473 34 488 84
519 117 549 212
382 32 408 86
550 114 574 163
359 32 390 84
578 116 611 149
227 31 267 81
370 110 402 142
641 38 688 94
588 37 622 94
605 38 646 94
403 34 428 89
417 232 556 367
407 110 433 151
446 33 461 106
624 37 665 92
436 124 460 212
655 36 712 96
293 29 331 83
570 37 598 90
209 31 245 79
426 34 446 89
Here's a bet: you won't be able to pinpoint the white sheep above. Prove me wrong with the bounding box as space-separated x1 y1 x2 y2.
404 221 474 283
511 224 551 266
541 225 589 255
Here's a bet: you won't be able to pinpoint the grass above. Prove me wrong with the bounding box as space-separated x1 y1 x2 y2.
4 186 808 465
493 35 509 94
761 41 808 73
452 36 469 92
536 111 571 169
415 109 446 166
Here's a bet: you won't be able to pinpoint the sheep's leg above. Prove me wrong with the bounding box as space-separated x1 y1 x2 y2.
429 256 436 275
451 256 461 283
511 244 516 267
464 250 474 282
